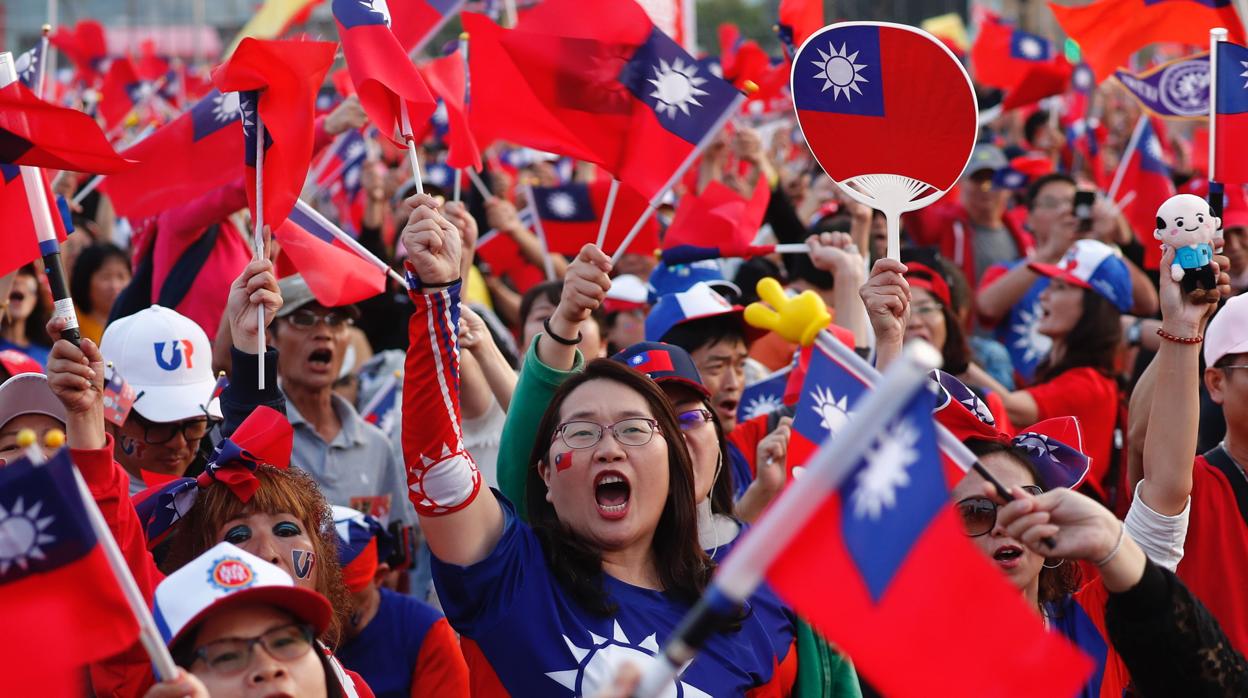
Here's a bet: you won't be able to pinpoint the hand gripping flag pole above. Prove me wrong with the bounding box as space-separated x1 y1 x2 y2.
0 52 80 346
631 341 944 697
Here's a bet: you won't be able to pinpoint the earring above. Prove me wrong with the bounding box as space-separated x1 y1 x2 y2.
1042 558 1065 569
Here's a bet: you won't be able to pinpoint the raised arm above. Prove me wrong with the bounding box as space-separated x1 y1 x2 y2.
807 231 868 348
400 194 504 566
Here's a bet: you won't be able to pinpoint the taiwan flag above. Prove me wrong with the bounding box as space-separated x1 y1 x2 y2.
1216 39 1248 186
392 0 467 54
475 220 546 294
777 0 825 51
531 181 660 256
48 20 108 86
1051 0 1245 82
971 19 1056 91
0 80 132 174
792 23 977 194
663 177 771 259
100 57 146 131
738 363 793 422
14 39 45 91
333 0 438 145
764 385 1094 698
786 334 872 478
421 52 482 171
499 0 743 200
213 38 337 232
312 129 368 191
0 450 140 676
100 90 242 219
274 200 388 306
1119 119 1177 269
626 349 675 373
360 370 402 433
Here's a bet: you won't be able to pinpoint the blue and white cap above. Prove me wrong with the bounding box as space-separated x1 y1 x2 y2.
646 260 741 304
152 542 332 647
645 282 763 344
1029 239 1133 313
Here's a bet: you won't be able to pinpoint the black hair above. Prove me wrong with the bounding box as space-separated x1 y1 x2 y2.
663 383 736 517
660 313 748 355
1034 288 1122 383
518 281 563 329
5 265 52 348
1025 173 1077 212
1023 110 1052 147
69 242 131 315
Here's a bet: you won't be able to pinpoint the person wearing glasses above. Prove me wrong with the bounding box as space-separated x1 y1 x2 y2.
271 273 414 528
143 542 362 698
101 302 222 497
399 198 783 695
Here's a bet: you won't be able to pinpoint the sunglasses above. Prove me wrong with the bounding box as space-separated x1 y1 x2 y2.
956 485 1044 537
130 412 213 445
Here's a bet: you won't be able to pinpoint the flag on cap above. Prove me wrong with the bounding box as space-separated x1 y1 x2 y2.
1113 53 1209 120
100 90 243 219
530 181 659 256
765 382 1094 698
627 350 675 374
0 80 132 174
1117 119 1177 270
274 200 388 306
1029 239 1133 313
1216 39 1248 186
971 19 1056 91
212 38 337 232
333 0 438 145
0 449 139 673
739 363 793 422
1050 0 1245 82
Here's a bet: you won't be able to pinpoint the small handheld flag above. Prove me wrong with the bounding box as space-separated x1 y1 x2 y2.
103 362 138 427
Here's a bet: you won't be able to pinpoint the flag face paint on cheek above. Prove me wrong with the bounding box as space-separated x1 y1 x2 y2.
554 449 589 473
292 549 316 579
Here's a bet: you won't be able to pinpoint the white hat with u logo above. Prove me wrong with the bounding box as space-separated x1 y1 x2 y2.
101 305 221 422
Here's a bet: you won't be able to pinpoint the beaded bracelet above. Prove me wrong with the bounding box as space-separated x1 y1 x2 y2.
1156 327 1203 345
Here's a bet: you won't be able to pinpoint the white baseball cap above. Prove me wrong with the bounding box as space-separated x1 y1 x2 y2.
153 542 332 647
1206 294 1248 368
0 373 67 432
101 306 221 422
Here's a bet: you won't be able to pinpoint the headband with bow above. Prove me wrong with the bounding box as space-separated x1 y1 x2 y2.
135 406 293 548
931 370 1090 491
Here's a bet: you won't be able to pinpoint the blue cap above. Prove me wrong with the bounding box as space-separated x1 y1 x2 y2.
611 342 710 399
645 282 758 345
1029 239 1133 313
647 260 741 304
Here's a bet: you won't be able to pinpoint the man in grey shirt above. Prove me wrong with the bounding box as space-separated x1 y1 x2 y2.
272 275 414 526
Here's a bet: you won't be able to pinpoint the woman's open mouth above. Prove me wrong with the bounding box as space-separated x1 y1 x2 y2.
992 544 1024 569
594 470 631 520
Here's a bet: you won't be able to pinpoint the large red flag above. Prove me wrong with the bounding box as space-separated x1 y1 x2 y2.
392 0 467 54
100 89 243 219
778 0 825 50
212 38 336 233
1216 39 1248 186
100 57 144 132
1050 0 1245 82
1000 58 1074 111
49 20 108 86
499 0 742 200
333 0 438 146
274 203 387 306
530 181 659 255
1116 119 1176 270
421 53 482 171
0 81 132 174
970 18 1057 91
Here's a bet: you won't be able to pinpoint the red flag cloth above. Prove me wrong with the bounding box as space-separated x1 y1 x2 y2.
392 0 467 54
136 42 171 81
500 0 743 200
971 18 1058 91
212 38 336 233
530 181 659 256
1119 120 1178 270
778 0 825 49
274 204 387 306
462 13 602 163
719 23 742 75
664 177 770 251
49 20 108 86
1001 58 1074 111
1216 40 1248 186
1050 0 1246 82
0 81 132 174
0 166 70 277
333 0 438 146
421 53 483 171
100 90 243 219
474 228 546 293
0 450 140 677
100 57 143 132
767 387 1094 698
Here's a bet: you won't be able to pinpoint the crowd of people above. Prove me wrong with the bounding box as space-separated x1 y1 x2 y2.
5 5 1248 698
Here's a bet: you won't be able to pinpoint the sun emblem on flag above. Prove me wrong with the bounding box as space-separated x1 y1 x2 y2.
547 191 579 219
851 419 919 520
359 0 392 26
0 498 55 575
212 91 241 123
1011 301 1052 365
961 396 995 426
1017 36 1045 59
1240 60 1248 89
646 57 710 119
1015 433 1061 465
238 94 257 137
546 621 712 697
15 50 38 85
742 393 784 420
1145 135 1164 162
812 43 868 101
345 140 367 161
811 385 850 434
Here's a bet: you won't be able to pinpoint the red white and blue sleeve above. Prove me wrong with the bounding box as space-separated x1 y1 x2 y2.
402 276 483 516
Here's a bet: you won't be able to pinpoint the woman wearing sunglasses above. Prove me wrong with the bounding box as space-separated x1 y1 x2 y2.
400 202 785 694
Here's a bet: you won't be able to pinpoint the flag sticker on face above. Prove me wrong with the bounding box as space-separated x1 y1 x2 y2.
800 25 884 117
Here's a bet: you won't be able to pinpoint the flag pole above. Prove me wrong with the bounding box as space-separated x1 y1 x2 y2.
399 102 425 196
1106 115 1146 204
0 53 80 346
294 200 407 286
465 167 493 200
631 341 944 697
36 25 51 99
525 183 557 280
254 109 267 390
611 90 748 265
595 179 620 249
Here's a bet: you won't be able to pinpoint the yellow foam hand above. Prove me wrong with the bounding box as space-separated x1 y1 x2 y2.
743 277 831 347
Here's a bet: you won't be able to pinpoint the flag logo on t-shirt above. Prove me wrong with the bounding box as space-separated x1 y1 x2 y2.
546 621 713 697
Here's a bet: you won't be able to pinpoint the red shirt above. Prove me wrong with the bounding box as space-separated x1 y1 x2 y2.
1176 456 1248 657
1025 368 1120 500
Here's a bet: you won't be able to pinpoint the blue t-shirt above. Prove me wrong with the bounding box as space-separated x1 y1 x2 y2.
986 260 1051 385
0 339 50 368
710 524 797 669
432 493 778 696
335 587 443 698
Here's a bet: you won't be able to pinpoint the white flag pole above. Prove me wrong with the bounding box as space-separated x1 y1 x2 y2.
525 184 557 280
1106 115 1146 204
1211 28 1227 183
399 102 425 196
294 200 406 286
465 167 493 200
254 108 267 390
611 90 747 265
595 179 620 249
36 25 51 99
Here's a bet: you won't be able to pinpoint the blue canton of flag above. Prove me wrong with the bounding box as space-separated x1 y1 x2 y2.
333 0 392 28
0 450 95 583
14 42 44 90
1071 63 1095 94
738 365 792 422
1007 29 1052 62
239 90 274 167
839 384 945 602
1 163 19 184
288 202 339 245
618 28 740 144
361 371 402 432
190 90 242 142
425 162 454 190
1137 120 1170 175
791 338 872 449
1216 41 1248 115
534 184 595 222
792 24 884 117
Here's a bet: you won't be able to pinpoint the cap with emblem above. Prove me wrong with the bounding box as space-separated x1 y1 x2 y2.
612 342 710 399
1028 239 1132 313
101 306 221 422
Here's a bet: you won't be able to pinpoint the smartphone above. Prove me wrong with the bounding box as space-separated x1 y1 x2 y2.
1074 190 1095 234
